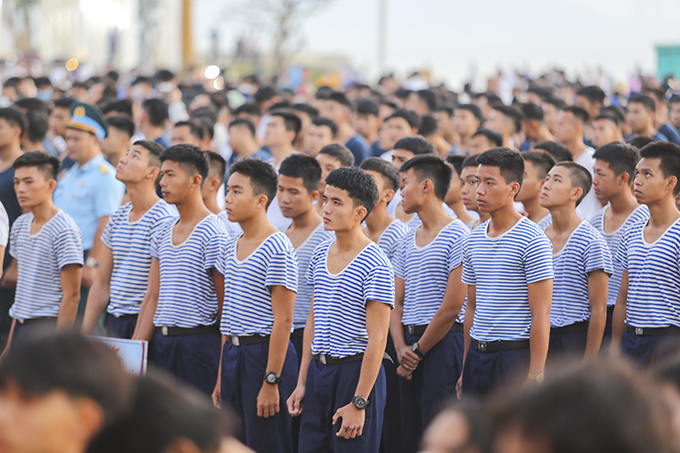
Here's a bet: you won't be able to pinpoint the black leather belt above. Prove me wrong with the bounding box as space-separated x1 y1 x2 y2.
607 305 615 314
18 317 56 325
228 334 270 346
471 338 530 352
155 325 218 336
627 325 680 336
314 352 392 365
108 313 138 319
403 322 464 336
551 320 589 334
290 328 305 339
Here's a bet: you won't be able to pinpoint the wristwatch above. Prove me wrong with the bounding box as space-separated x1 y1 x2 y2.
527 373 545 384
411 342 425 358
264 371 282 385
85 257 98 269
352 396 369 410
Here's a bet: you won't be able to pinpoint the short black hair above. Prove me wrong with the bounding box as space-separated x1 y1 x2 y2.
594 112 621 127
174 120 204 140
554 161 592 206
101 99 133 118
577 85 606 104
206 150 227 184
521 103 545 122
476 147 524 186
639 141 680 195
271 111 302 143
132 140 164 168
626 136 656 150
534 141 574 162
327 91 353 110
492 105 523 133
142 98 169 127
228 118 256 137
593 142 640 182
23 110 49 143
255 86 279 104
461 154 480 170
601 105 626 124
628 94 656 113
415 89 438 112
13 150 60 180
325 166 379 219
292 103 319 119
418 115 439 136
279 153 322 194
386 109 421 130
472 128 503 148
160 144 209 186
234 103 260 117
360 157 400 192
445 154 466 176
0 107 27 135
318 144 354 168
522 150 555 179
562 105 590 125
671 95 680 105
229 158 278 209
643 88 665 104
54 97 76 110
356 98 380 117
394 135 435 157
156 68 175 82
543 97 566 110
14 97 49 115
456 104 483 122
0 333 133 431
107 116 135 138
311 117 338 138
400 155 452 201
87 372 234 453
527 85 552 102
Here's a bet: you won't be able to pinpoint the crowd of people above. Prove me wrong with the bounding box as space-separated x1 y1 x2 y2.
1 66 680 453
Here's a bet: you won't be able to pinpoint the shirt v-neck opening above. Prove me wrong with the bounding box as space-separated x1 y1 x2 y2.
171 215 211 248
234 232 277 264
324 241 373 277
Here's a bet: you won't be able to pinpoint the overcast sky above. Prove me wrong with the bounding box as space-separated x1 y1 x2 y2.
195 0 680 90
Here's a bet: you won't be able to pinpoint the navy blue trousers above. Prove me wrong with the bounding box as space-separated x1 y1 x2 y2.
221 340 298 453
12 318 57 343
380 335 403 453
105 314 138 339
150 329 221 396
399 331 463 453
602 305 615 344
621 330 680 367
548 330 587 361
461 345 530 396
299 358 386 453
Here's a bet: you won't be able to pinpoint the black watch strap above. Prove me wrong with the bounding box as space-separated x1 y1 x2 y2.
352 395 369 410
264 371 282 385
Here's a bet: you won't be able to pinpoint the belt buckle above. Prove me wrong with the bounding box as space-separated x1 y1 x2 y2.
161 326 168 336
635 327 644 336
319 355 327 365
231 336 240 346
479 341 488 352
407 325 415 335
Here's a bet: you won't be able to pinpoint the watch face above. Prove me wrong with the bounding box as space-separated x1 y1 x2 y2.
353 396 368 409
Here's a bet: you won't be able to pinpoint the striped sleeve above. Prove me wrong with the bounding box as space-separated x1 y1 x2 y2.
265 248 299 292
616 228 630 271
149 226 164 260
392 236 407 279
585 235 613 275
101 215 114 249
363 258 395 307
204 233 226 270
55 227 84 269
461 238 476 285
447 233 464 273
8 216 21 259
523 234 554 283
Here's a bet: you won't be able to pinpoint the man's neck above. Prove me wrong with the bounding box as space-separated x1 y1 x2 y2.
636 124 657 139
536 126 555 143
77 151 100 168
647 196 680 229
141 125 163 141
269 143 293 166
503 135 512 149
363 130 378 145
608 188 638 216
31 199 59 224
336 123 354 143
364 203 393 238
564 137 587 160
334 224 365 252
126 181 160 214
236 140 261 158
239 210 276 239
291 207 322 231
447 199 474 224
548 203 581 234
203 193 221 215
488 203 522 236
459 132 473 150
522 196 550 223
417 198 450 231
0 143 22 162
174 193 211 223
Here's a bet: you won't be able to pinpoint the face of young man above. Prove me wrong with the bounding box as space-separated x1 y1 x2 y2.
322 184 364 231
445 170 463 205
386 117 414 150
316 153 343 194
592 119 619 149
320 100 347 125
460 167 480 212
0 119 20 149
171 125 200 147
391 149 415 172
484 110 507 137
159 160 200 205
48 107 71 138
278 174 315 219
468 135 493 156
453 109 479 137
100 127 128 159
13 166 54 209
539 166 578 209
114 145 156 185
353 113 377 139
65 129 98 164
364 170 393 206
224 172 266 223
400 168 429 214
626 103 653 135
670 103 680 130
476 165 519 213
554 111 580 144
633 157 676 205
592 159 625 201
305 125 333 157
575 96 598 120
541 102 559 134
515 161 544 203
264 116 292 148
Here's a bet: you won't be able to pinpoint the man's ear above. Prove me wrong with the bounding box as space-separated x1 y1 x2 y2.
74 398 104 444
165 438 202 453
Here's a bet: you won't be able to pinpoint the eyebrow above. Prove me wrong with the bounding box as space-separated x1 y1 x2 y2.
329 196 343 203
550 172 565 178
637 167 653 173
228 184 245 190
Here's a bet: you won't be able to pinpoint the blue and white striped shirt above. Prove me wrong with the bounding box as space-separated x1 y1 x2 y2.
218 232 299 336
101 200 176 316
617 216 680 328
307 240 395 358
10 210 84 319
462 217 554 341
150 215 227 328
536 214 552 231
405 203 457 231
550 221 613 327
376 219 409 263
394 220 469 325
588 205 649 307
292 224 334 329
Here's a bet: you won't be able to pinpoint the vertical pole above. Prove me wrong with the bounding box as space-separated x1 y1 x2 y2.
182 0 193 70
377 0 387 75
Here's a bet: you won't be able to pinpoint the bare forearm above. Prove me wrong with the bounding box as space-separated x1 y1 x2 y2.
56 294 80 328
82 280 110 333
584 306 606 360
389 306 406 349
528 312 550 375
297 313 315 386
267 317 293 375
354 335 387 398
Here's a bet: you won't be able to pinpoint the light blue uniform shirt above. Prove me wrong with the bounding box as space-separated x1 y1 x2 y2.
54 154 125 250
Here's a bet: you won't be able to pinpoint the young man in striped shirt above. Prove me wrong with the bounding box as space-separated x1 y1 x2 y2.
3 152 83 351
82 140 175 338
540 162 611 360
215 158 299 453
133 144 227 395
588 142 647 342
613 141 680 366
459 148 554 396
288 167 394 453
516 151 555 230
391 155 469 453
